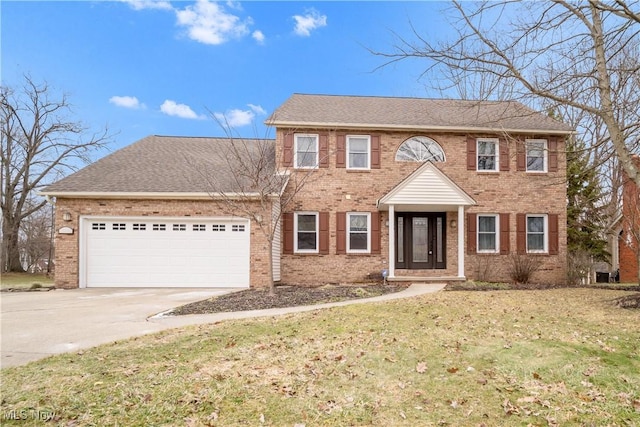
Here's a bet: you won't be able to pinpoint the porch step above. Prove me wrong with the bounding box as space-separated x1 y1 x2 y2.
388 276 466 283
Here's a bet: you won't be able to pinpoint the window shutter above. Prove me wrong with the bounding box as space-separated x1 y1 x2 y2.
371 212 381 254
499 138 510 171
336 212 346 254
467 213 477 254
283 132 294 167
283 212 294 254
500 213 510 254
516 213 526 254
549 213 559 255
466 137 476 170
319 212 329 254
516 140 526 171
371 135 381 169
319 133 329 168
548 137 558 172
336 134 346 168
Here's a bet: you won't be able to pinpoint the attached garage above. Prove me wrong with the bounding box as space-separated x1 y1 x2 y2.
80 217 250 288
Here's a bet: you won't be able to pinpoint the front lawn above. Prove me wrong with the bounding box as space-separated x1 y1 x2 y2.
0 273 54 291
1 289 639 426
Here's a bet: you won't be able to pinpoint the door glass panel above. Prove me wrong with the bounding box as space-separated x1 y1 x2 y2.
436 217 443 263
412 218 429 262
397 217 404 263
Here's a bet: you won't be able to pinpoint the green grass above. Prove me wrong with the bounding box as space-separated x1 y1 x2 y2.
0 273 54 290
1 289 639 426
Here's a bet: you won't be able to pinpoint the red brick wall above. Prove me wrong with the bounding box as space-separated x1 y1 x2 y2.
276 129 568 285
619 157 640 283
52 198 272 289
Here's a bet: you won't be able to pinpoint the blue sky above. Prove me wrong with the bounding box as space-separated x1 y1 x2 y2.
2 1 450 155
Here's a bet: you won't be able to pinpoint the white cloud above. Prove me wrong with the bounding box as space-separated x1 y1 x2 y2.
214 104 266 127
160 100 204 119
109 95 144 109
121 0 173 11
252 30 265 44
175 0 250 45
293 9 327 37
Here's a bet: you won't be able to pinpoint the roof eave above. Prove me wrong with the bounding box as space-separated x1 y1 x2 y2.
38 191 279 200
267 120 575 135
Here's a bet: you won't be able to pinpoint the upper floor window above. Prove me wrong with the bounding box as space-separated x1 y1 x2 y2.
477 138 499 172
294 212 318 253
294 134 318 169
347 135 370 170
395 136 445 162
526 139 547 172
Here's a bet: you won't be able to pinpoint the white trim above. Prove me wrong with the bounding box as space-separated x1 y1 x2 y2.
346 212 371 253
477 214 500 253
389 205 395 279
294 133 319 169
476 138 499 172
294 212 319 253
268 120 575 135
457 206 465 278
526 214 548 253
346 135 371 170
525 139 548 173
39 191 277 200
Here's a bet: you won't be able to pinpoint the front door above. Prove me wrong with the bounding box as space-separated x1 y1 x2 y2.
396 213 446 269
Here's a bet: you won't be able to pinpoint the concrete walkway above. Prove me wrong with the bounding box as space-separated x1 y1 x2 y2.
1 283 445 368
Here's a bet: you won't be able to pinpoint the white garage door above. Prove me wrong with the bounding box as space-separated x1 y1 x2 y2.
81 217 250 288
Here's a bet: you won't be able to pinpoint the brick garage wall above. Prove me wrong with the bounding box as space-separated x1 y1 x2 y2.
277 129 568 285
52 198 272 289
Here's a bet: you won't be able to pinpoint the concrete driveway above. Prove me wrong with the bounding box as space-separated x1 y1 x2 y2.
0 288 239 368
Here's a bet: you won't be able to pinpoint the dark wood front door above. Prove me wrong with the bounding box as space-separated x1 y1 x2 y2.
396 213 446 269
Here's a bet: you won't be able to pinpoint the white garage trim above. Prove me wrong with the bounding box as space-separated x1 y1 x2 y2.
79 216 250 288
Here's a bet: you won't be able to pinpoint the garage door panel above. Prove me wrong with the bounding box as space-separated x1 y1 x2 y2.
84 218 250 288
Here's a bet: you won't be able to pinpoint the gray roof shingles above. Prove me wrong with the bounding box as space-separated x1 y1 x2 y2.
268 93 573 133
42 135 275 194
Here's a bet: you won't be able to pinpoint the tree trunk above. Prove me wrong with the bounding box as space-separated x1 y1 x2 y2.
2 220 24 272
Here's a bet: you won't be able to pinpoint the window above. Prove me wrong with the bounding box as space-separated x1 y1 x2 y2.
92 223 106 230
232 224 246 232
527 215 547 252
477 215 498 253
294 212 318 253
294 134 318 169
347 213 370 253
132 223 146 231
212 224 226 232
526 139 547 172
477 139 498 171
193 224 206 231
152 224 166 231
172 224 186 231
396 136 445 162
112 223 126 231
347 136 370 169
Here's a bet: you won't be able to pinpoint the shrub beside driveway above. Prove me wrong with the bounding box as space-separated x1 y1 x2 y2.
1 288 639 426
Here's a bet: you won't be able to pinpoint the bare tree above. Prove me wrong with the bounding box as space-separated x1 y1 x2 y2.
187 118 321 295
1 75 110 272
19 201 54 273
374 0 640 186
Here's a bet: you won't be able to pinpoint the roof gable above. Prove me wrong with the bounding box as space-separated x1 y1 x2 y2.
269 94 573 134
378 162 476 209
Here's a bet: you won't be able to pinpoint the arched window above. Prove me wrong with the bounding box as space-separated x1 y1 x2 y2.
395 136 446 162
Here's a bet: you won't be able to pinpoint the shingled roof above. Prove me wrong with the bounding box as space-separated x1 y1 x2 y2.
268 94 573 134
41 135 277 196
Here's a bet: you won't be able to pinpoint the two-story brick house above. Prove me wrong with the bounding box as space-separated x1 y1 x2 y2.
42 93 572 289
